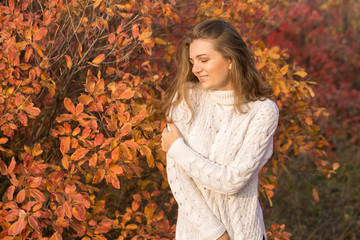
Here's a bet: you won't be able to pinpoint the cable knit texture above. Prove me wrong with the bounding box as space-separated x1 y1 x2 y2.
166 84 279 240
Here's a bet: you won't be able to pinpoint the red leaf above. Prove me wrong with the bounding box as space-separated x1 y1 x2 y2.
64 55 72 69
0 159 7 175
64 98 75 114
92 54 105 64
8 216 26 236
28 216 41 234
9 0 15 11
60 137 71 155
16 189 26 203
23 106 40 116
7 186 15 200
33 27 48 41
70 148 89 161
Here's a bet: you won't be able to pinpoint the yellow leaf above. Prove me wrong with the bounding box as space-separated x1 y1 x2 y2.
294 71 308 78
155 38 167 45
280 65 289 76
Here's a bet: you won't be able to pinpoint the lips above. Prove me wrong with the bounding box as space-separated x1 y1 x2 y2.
198 75 208 82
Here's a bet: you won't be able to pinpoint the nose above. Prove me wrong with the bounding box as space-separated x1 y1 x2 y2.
192 61 202 74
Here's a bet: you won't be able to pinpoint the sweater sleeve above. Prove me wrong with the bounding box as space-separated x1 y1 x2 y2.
167 103 279 195
167 155 226 239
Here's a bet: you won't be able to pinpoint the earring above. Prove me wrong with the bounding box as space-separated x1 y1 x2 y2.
229 63 232 70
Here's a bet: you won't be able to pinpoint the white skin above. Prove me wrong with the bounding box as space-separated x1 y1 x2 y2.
161 38 232 240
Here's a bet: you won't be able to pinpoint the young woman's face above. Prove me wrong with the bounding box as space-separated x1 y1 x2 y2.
189 39 232 91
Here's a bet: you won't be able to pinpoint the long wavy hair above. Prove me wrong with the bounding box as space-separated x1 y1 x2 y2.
162 19 273 120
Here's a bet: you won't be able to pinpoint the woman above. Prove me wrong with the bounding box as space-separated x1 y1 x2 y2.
161 19 278 240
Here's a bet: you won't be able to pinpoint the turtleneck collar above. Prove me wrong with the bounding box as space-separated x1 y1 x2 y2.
208 90 234 106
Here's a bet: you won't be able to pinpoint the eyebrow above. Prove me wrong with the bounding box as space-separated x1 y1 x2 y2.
189 54 207 60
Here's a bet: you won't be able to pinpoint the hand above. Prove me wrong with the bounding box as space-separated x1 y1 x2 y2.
217 231 230 240
161 117 182 152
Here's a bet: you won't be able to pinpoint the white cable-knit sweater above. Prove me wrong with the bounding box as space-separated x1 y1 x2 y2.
166 85 279 240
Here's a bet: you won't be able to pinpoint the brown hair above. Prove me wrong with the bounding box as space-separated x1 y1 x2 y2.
162 19 273 120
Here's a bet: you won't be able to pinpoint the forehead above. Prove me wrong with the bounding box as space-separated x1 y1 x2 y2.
189 39 218 58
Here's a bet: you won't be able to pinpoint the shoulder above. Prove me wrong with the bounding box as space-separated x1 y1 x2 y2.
246 98 279 126
250 98 278 116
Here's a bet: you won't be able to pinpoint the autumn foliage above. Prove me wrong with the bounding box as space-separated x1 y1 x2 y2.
0 0 346 239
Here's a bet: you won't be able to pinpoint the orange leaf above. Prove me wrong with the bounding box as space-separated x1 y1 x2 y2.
29 177 42 188
0 137 9 144
120 143 132 160
60 137 71 155
72 204 86 221
17 112 28 126
132 200 140 211
70 148 89 161
29 188 46 202
64 55 72 69
50 232 63 240
16 189 26 203
108 33 115 44
78 94 93 105
132 24 139 38
32 143 43 156
65 184 76 195
8 216 26 236
7 186 15 201
33 27 48 41
64 201 72 218
7 157 16 175
126 224 138 230
120 123 131 137
28 216 41 234
89 153 98 168
24 48 33 62
61 156 70 170
111 146 120 161
23 106 40 116
92 54 105 64
312 188 320 202
93 0 102 9
263 184 275 190
110 165 123 175
64 98 75 114
333 162 340 171
119 89 135 99
92 169 105 184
